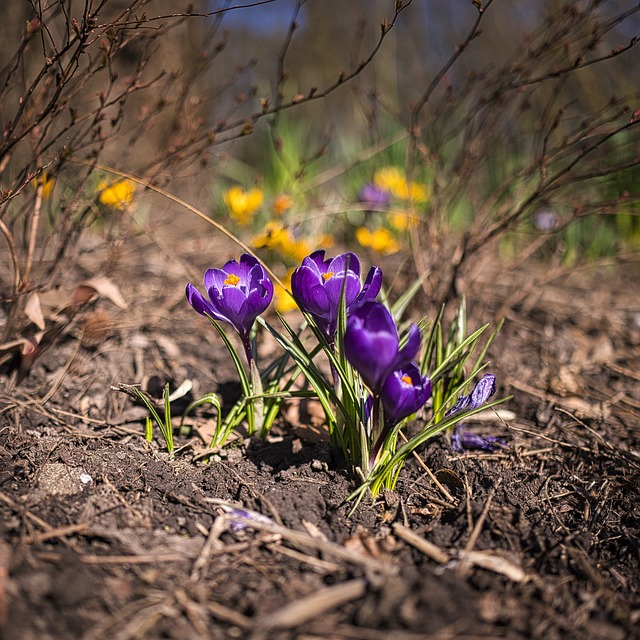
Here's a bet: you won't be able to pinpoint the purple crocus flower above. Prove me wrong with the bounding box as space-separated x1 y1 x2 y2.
446 373 496 417
291 250 382 339
381 362 432 427
186 254 273 361
358 183 391 210
344 301 421 395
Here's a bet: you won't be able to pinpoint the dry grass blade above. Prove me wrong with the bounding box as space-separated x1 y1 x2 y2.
392 522 450 564
223 518 391 573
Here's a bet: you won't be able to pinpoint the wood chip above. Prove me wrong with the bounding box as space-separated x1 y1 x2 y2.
458 550 528 583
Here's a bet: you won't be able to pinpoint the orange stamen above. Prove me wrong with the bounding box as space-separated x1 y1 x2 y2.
224 273 241 286
322 272 334 281
401 375 413 385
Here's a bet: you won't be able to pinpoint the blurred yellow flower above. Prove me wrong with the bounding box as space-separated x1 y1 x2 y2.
374 167 405 197
406 181 430 203
288 238 312 262
99 179 136 210
224 186 264 225
252 221 289 250
317 233 335 250
272 194 293 216
32 172 55 199
355 227 401 255
389 209 418 231
273 270 298 313
252 222 311 262
373 166 430 203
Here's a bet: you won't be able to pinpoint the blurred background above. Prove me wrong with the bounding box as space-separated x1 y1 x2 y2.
0 0 639 351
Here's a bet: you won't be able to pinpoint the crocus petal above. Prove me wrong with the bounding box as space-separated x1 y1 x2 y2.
345 301 409 394
358 184 391 209
306 250 328 272
247 262 269 290
470 374 496 408
204 267 229 293
232 253 263 285
227 507 275 532
328 252 360 279
244 285 274 324
446 374 497 418
211 285 248 334
394 323 421 370
445 394 471 418
345 329 399 393
291 265 331 315
323 270 362 308
354 266 383 308
186 283 217 317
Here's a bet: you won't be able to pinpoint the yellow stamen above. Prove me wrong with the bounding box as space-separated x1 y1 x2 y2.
322 272 334 281
224 273 241 286
401 375 413 385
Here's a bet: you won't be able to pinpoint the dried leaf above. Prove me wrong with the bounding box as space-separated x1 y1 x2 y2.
75 276 128 309
0 337 37 357
24 293 46 330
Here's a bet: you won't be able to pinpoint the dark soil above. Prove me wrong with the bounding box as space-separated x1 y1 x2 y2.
1 228 639 640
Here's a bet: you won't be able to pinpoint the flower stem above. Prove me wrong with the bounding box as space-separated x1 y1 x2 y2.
241 333 254 366
368 395 386 470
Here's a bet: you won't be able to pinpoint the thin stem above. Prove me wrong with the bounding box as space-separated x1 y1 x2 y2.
0 217 21 297
241 333 254 367
23 180 43 287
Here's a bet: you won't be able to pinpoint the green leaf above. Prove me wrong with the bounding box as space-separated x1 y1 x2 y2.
181 392 225 448
116 384 174 455
162 383 175 453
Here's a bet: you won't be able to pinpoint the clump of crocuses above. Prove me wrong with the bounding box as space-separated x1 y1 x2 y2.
182 249 506 501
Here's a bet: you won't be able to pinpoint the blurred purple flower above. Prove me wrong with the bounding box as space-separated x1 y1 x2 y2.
358 183 391 210
452 426 507 452
345 301 421 394
532 208 559 231
226 507 275 532
186 254 273 360
291 250 382 339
